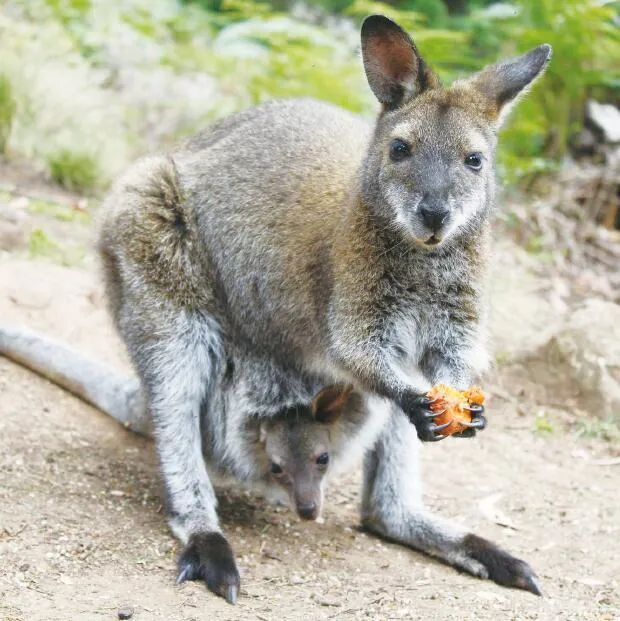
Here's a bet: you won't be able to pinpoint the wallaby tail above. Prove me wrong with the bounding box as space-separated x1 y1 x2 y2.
0 325 150 436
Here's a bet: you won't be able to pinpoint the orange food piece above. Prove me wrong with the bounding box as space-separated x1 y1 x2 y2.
426 384 486 436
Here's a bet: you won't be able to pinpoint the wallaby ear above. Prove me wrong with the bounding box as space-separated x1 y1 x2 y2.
468 44 552 125
311 384 354 424
361 15 439 110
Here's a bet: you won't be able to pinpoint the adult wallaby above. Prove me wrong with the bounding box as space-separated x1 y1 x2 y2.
0 326 379 602
9 14 552 603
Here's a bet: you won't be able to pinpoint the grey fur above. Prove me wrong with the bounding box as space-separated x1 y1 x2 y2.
0 323 382 528
0 325 149 434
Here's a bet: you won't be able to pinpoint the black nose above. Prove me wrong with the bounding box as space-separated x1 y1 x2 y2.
419 205 450 232
297 502 318 520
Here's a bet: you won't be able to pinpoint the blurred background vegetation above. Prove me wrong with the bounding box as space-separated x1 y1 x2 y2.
0 0 618 192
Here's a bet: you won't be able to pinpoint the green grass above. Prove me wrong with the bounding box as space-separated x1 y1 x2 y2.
47 150 100 192
28 227 86 266
29 228 62 259
28 198 90 223
0 74 15 155
575 419 620 443
534 412 555 434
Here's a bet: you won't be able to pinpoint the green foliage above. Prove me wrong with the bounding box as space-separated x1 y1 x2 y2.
401 0 448 27
28 228 59 259
575 418 620 443
28 198 90 223
47 150 100 192
205 19 371 112
1 0 617 192
0 75 15 155
491 0 620 177
535 411 555 434
28 228 86 265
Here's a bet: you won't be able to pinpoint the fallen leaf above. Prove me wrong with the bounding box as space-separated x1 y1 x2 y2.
478 493 520 530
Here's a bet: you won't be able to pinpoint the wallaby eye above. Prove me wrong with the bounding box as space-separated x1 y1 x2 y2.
464 152 483 171
316 453 329 466
270 462 283 475
389 139 410 162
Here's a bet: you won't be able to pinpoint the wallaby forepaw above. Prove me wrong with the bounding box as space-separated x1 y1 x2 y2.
463 534 542 596
177 532 241 604
453 405 487 439
405 395 450 442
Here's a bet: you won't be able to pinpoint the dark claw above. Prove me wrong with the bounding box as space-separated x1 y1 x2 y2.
224 584 239 605
464 404 484 413
462 534 542 596
177 532 241 605
454 416 487 438
429 421 451 433
176 565 192 584
454 404 487 438
402 394 452 442
460 418 485 429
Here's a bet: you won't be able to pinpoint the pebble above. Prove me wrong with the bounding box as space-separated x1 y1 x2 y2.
314 594 341 607
118 606 134 620
0 221 27 251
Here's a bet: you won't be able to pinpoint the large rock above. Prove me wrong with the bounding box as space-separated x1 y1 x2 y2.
531 299 620 419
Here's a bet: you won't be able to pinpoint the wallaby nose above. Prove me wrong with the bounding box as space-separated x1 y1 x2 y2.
297 502 318 520
419 204 450 232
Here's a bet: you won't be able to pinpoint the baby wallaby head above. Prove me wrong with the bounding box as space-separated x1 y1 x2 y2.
260 384 353 521
360 15 551 249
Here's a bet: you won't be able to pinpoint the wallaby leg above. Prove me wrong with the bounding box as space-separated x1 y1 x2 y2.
361 408 541 595
134 311 240 604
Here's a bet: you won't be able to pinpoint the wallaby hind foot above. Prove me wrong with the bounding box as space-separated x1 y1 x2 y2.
362 408 541 596
177 533 240 605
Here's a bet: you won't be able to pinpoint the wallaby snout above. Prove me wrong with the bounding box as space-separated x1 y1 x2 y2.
296 500 320 521
294 481 323 521
418 202 450 236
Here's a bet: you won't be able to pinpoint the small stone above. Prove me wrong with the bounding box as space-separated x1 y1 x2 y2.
0 221 27 251
118 606 134 620
18 563 30 573
314 594 341 607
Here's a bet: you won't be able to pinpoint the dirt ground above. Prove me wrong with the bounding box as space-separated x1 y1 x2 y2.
0 173 619 621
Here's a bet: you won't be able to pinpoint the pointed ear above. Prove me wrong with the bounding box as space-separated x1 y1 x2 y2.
311 384 354 424
467 44 552 125
361 15 439 110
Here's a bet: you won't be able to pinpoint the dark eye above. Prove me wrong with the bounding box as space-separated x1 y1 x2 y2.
316 453 329 466
390 139 410 162
464 152 483 171
270 462 283 474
